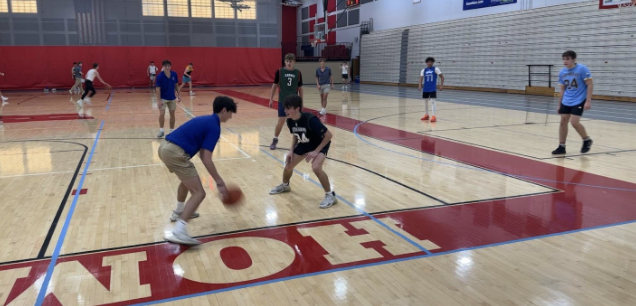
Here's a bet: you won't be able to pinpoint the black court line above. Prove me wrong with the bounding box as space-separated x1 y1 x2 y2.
538 149 636 159
264 145 449 205
16 96 38 105
37 141 88 259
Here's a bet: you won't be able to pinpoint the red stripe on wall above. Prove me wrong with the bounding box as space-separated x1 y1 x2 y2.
0 47 281 90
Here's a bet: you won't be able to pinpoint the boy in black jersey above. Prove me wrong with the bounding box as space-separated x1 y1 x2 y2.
269 94 337 208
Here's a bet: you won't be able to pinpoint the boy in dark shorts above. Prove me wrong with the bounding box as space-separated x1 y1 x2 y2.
418 57 444 122
269 94 336 208
269 53 303 150
553 50 593 154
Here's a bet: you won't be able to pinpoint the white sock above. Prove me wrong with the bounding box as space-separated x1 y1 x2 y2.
160 128 164 132
273 136 278 140
425 99 429 114
176 201 185 213
175 219 187 234
431 99 437 116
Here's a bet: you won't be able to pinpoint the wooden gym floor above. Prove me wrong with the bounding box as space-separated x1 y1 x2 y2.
0 84 635 305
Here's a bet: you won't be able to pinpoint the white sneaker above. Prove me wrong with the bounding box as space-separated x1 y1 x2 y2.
76 99 84 107
189 91 195 96
170 211 200 222
157 130 165 138
319 108 326 115
320 192 338 208
2 101 8 106
165 229 201 246
269 183 291 195
84 97 92 105
2 96 7 101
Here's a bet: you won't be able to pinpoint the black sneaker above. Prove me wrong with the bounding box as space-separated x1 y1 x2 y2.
581 139 593 153
552 146 566 155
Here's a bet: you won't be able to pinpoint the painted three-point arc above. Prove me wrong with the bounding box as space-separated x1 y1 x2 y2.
0 216 440 306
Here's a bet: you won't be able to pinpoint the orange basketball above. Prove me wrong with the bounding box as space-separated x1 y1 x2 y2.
222 184 244 205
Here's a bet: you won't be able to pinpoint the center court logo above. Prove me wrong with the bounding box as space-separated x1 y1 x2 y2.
0 216 440 306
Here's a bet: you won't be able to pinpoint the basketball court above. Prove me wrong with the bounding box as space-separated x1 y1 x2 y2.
1 0 636 305
0 82 635 305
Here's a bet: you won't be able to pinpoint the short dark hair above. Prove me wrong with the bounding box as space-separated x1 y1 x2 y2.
78 61 82 65
73 62 77 65
562 50 577 59
284 53 296 61
150 61 154 63
213 96 237 114
283 94 303 110
319 58 326 63
162 60 171 66
425 57 435 63
93 63 99 68
189 63 193 65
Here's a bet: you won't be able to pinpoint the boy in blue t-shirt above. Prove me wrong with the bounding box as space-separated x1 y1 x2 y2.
418 57 444 122
553 50 593 155
155 60 181 138
158 96 237 245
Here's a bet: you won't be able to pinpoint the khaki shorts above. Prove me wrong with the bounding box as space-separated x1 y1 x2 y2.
319 84 331 95
158 140 198 180
161 99 177 111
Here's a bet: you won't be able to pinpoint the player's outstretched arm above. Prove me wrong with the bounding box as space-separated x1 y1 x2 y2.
199 149 228 197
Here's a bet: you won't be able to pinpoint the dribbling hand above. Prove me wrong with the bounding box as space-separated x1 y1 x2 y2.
217 185 229 202
269 100 273 108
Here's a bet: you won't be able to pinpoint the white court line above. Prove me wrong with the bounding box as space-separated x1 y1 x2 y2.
0 157 251 179
0 170 74 178
176 102 251 159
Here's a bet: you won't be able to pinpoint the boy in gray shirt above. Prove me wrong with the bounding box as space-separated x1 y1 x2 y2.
69 62 84 95
315 58 333 116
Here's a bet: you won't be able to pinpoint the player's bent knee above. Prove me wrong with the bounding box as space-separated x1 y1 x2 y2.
312 165 323 174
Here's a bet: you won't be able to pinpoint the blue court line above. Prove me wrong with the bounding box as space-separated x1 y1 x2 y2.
128 207 636 306
353 120 636 193
34 122 105 304
105 90 115 110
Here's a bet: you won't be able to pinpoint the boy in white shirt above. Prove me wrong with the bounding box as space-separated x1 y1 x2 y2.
341 61 349 90
148 61 158 91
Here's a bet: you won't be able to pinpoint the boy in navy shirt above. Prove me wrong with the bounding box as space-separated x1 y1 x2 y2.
156 60 181 138
158 96 237 245
553 50 593 154
269 94 337 209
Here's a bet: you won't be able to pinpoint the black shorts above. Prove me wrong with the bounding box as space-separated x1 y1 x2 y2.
558 100 586 116
422 91 437 99
342 74 348 79
293 142 330 156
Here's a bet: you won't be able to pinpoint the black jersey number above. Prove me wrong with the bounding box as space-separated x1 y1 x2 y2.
563 79 578 90
287 77 292 86
294 133 310 143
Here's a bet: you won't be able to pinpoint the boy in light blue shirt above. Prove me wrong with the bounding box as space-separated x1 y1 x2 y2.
553 50 593 155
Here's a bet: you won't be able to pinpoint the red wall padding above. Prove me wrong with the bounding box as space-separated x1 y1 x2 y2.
327 15 337 45
0 46 281 90
282 6 297 43
309 4 317 18
327 0 336 13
